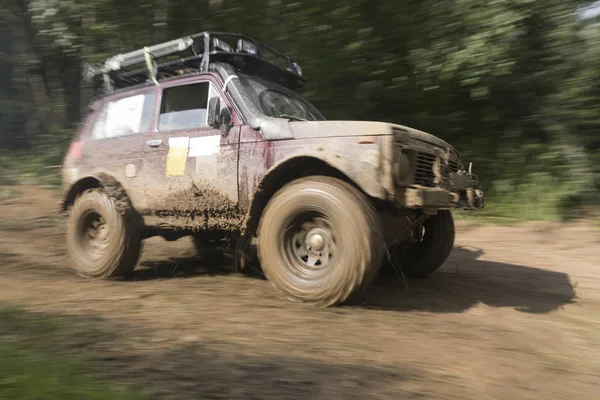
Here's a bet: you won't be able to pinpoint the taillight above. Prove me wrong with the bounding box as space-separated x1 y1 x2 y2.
67 141 84 160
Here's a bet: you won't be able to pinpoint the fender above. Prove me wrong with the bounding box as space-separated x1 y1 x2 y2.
266 149 391 200
242 144 395 235
61 171 138 214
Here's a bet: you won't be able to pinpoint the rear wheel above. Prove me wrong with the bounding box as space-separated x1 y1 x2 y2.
67 189 142 279
257 176 383 307
390 210 455 278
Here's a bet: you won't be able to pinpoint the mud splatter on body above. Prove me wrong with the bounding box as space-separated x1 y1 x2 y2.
151 182 246 233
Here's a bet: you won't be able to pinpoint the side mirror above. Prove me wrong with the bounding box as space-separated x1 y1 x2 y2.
220 107 233 137
207 97 221 128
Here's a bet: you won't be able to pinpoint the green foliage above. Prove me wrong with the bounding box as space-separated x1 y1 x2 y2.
1 0 598 221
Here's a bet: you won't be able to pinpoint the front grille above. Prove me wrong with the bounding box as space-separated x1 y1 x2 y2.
414 153 460 187
448 160 459 173
415 153 437 187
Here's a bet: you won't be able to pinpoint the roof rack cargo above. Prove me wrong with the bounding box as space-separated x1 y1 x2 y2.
83 31 307 95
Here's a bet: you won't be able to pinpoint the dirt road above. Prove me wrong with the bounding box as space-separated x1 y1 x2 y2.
1 185 599 399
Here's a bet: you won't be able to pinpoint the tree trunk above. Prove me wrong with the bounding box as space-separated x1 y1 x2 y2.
3 0 52 145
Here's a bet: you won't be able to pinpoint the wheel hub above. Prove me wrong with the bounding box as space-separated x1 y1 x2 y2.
304 228 329 254
290 225 334 270
80 212 109 256
307 232 325 251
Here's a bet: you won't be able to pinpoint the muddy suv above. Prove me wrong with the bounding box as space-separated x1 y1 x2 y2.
62 32 484 307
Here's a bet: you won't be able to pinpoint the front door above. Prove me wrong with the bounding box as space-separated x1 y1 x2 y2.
140 78 242 230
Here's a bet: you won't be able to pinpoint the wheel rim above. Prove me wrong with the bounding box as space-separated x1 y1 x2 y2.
284 212 336 279
77 210 109 261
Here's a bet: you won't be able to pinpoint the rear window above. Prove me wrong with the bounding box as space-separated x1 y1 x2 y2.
91 92 155 140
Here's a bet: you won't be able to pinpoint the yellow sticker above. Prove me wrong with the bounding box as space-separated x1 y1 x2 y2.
166 137 189 176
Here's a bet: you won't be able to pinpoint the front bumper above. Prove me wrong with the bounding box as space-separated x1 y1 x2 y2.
388 129 485 210
398 186 484 210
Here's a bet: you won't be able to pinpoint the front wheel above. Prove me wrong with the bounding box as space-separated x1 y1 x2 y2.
66 189 142 279
257 176 383 307
390 210 455 278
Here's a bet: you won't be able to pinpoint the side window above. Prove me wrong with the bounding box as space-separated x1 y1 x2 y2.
158 82 212 131
91 92 155 140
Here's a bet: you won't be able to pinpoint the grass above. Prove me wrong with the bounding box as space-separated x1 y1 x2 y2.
0 346 150 400
452 196 563 226
0 306 60 336
0 187 20 201
0 148 64 188
453 207 523 226
0 306 149 400
453 190 570 223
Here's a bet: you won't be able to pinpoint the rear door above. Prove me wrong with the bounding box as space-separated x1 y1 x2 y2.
140 77 241 222
80 89 157 210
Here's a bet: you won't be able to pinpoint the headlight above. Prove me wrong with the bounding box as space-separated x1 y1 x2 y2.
394 152 412 184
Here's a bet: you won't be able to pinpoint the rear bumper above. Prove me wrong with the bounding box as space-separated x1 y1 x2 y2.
397 186 484 210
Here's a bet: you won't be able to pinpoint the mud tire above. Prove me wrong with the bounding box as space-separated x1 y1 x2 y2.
257 176 383 307
67 188 142 279
392 210 455 279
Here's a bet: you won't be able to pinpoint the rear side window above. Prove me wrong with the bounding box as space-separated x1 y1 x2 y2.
91 92 155 140
158 82 218 131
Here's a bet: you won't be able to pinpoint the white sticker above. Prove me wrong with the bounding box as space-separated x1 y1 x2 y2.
188 135 221 157
169 136 191 148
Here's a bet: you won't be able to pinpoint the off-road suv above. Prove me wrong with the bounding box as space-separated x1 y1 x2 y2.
61 32 484 307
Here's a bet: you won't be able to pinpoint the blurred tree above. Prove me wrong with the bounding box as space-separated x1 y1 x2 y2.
1 0 52 148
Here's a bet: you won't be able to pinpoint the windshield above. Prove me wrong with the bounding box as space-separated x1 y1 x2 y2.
237 74 325 121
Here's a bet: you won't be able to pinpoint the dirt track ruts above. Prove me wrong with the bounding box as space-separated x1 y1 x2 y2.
1 185 599 399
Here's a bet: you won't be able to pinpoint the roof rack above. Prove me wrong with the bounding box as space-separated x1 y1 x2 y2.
84 32 307 95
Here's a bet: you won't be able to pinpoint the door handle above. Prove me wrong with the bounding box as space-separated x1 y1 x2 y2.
146 139 162 147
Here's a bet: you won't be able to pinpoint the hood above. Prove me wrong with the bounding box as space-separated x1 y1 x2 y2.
288 120 458 154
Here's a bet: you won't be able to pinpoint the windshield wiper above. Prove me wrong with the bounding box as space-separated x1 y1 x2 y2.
276 114 309 122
